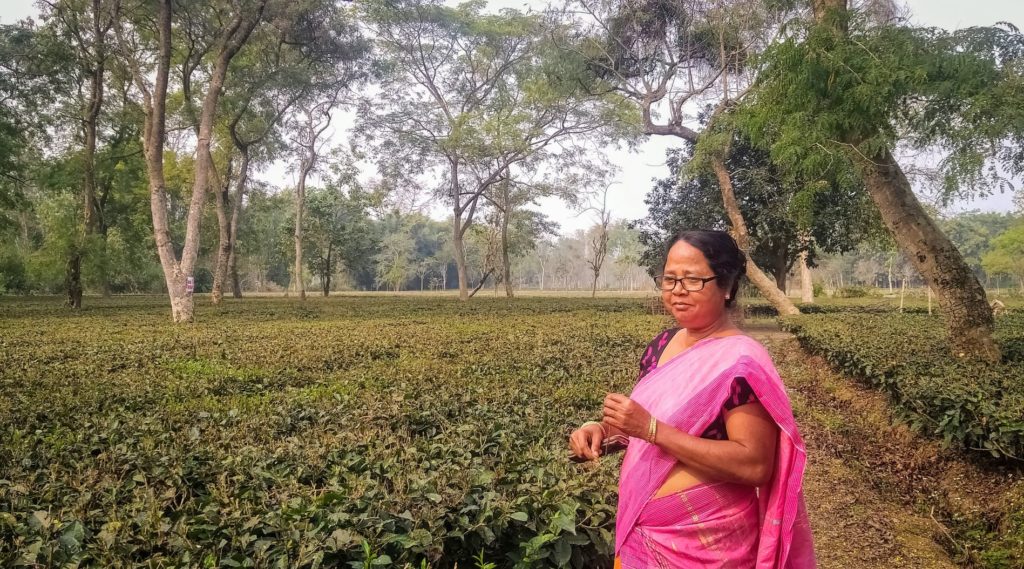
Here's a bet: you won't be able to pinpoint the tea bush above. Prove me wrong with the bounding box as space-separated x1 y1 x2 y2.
0 296 667 568
780 312 1024 460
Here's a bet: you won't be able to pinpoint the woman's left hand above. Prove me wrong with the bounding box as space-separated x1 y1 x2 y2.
602 393 653 440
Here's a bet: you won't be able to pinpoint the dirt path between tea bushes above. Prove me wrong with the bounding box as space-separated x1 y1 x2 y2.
748 327 958 569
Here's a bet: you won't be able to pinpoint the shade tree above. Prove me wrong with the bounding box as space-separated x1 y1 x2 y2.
741 0 1024 359
359 0 630 300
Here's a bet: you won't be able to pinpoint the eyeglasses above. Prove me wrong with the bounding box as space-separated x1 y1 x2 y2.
653 274 717 292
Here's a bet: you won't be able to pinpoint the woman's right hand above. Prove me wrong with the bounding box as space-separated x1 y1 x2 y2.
569 422 605 461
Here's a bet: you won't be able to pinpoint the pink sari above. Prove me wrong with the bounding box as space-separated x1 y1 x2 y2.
615 334 816 568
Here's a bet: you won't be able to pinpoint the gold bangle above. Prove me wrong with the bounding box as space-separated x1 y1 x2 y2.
581 420 607 437
647 416 658 444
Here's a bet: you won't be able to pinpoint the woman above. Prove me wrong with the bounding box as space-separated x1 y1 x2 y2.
569 230 816 568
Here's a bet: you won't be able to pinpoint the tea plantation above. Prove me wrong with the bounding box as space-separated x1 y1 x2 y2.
1 296 1022 568
0 296 666 568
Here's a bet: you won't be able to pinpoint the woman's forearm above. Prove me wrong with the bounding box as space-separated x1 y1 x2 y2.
652 420 773 487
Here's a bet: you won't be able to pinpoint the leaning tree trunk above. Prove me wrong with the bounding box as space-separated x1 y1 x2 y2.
164 2 264 321
712 157 800 316
859 149 998 361
643 108 798 316
811 0 998 361
177 48 231 317
469 269 494 298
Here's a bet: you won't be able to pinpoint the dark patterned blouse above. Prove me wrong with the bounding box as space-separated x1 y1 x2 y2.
638 328 758 441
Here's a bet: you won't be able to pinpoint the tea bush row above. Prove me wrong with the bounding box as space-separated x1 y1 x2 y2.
780 313 1024 460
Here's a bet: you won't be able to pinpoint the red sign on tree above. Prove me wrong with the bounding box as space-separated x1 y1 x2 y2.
185 276 195 295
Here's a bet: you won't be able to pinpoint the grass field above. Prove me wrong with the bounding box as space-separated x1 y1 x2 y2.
1 294 1021 568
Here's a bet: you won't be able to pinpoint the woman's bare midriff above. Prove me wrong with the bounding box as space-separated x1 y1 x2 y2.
652 461 718 498
648 328 748 499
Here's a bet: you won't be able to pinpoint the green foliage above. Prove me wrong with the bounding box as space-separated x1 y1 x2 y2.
0 296 661 567
238 188 294 290
633 136 879 277
742 18 1024 199
0 19 76 209
375 229 416 292
982 223 1024 290
781 312 1024 459
304 183 379 293
834 285 870 298
940 212 1019 281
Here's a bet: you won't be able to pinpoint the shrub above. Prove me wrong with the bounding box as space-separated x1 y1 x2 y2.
780 313 1024 460
812 282 825 297
835 285 870 298
0 296 663 568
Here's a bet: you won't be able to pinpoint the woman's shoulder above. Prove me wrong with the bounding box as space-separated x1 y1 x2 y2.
719 334 778 372
724 332 769 351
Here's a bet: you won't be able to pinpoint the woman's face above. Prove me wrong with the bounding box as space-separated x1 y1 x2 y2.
661 240 729 329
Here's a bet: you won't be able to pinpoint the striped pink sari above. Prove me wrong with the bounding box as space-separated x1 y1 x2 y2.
615 335 816 568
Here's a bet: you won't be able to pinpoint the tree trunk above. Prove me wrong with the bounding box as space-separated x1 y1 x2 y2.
772 253 788 293
501 203 514 298
886 256 894 293
711 157 800 316
800 249 814 303
642 107 798 315
218 145 245 298
322 246 331 297
66 254 83 308
469 269 494 298
68 0 108 310
134 0 192 322
452 207 470 300
294 158 312 302
136 0 264 322
229 239 242 298
859 149 998 361
211 155 234 304
98 221 111 297
179 44 232 314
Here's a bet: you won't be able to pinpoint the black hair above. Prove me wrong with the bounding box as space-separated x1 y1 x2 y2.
664 229 747 307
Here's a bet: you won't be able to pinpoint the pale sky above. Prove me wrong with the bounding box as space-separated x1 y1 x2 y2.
2 0 1020 234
